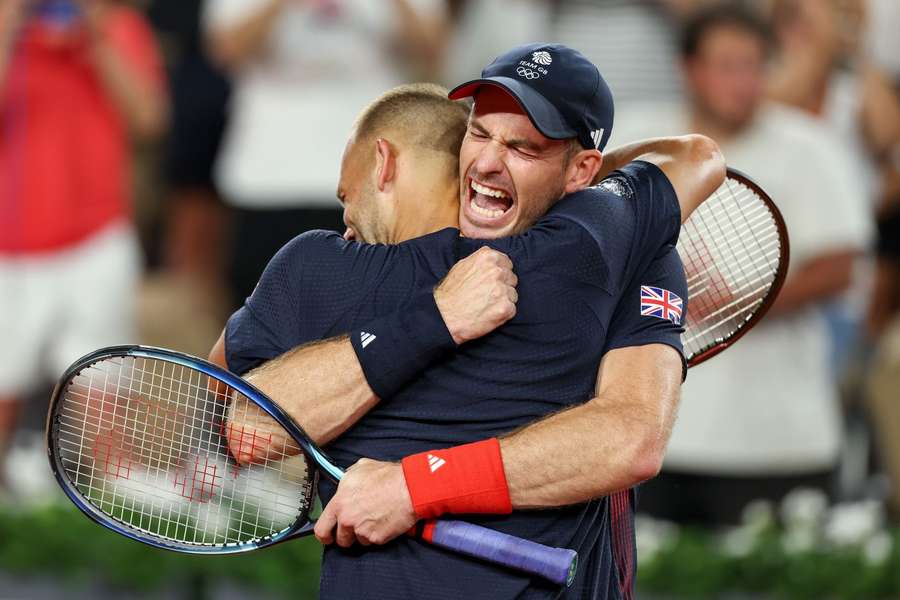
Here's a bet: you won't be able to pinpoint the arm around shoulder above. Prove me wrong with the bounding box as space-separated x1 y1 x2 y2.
597 135 726 222
637 134 726 222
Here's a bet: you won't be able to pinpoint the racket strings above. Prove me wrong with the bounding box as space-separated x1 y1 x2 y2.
53 356 313 548
677 176 783 361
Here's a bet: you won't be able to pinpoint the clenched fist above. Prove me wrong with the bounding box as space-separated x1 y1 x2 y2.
434 246 518 345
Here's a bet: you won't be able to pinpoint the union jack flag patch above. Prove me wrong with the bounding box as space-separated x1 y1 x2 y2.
640 286 683 325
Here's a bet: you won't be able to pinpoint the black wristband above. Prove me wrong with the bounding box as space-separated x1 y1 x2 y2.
350 291 457 399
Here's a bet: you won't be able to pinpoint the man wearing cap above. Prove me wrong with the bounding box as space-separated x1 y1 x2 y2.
217 45 724 599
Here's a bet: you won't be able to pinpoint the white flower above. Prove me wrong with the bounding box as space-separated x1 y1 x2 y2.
824 501 885 547
720 525 759 558
5 433 67 508
741 499 775 532
780 487 828 530
635 515 679 564
862 531 893 566
781 527 817 556
716 500 778 559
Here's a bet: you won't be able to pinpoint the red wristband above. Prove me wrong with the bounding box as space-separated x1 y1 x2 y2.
401 438 512 519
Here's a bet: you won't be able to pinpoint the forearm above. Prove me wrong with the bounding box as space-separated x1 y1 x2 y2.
207 0 285 72
499 398 665 508
0 3 24 94
767 51 831 114
89 35 167 140
595 135 725 222
501 344 682 509
861 66 900 158
866 260 900 338
399 344 682 518
244 335 376 446
245 288 463 444
390 0 447 78
229 286 474 446
0 35 13 95
595 138 680 182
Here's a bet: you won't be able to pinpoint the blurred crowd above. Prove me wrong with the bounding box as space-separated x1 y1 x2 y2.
1 0 899 530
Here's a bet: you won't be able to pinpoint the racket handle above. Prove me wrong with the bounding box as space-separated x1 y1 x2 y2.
417 519 577 587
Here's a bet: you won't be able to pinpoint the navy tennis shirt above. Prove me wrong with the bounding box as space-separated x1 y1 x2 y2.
226 161 687 600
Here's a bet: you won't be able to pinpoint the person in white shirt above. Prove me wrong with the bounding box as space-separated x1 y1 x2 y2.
766 0 900 379
613 4 872 524
203 0 447 306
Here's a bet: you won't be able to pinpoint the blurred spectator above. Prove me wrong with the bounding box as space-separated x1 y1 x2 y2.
768 0 900 199
612 4 871 525
139 1 233 358
867 188 900 517
767 0 900 505
865 103 900 516
0 0 167 493
148 0 231 285
440 0 551 86
551 0 703 104
203 0 447 307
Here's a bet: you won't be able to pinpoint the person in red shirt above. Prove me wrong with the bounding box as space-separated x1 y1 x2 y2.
0 0 167 494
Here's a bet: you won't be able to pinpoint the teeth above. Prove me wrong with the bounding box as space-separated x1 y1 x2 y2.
469 198 505 219
471 180 509 199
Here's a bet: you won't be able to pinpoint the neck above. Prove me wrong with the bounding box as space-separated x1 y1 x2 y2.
391 184 459 243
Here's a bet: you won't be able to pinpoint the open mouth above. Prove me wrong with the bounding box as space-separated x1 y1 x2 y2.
468 178 514 220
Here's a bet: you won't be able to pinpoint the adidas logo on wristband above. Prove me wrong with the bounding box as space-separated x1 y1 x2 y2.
401 439 512 518
427 453 446 473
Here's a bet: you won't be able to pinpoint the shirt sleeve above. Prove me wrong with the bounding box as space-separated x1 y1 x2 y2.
224 232 310 375
224 230 396 374
586 160 682 282
604 245 688 377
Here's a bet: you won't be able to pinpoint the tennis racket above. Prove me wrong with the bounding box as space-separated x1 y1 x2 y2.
46 345 578 587
679 167 789 367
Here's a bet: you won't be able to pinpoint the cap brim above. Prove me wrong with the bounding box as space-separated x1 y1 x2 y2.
449 77 577 141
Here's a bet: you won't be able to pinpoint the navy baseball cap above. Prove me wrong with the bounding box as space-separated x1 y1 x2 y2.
449 42 614 151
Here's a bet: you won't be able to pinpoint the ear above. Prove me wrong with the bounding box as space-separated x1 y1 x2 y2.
374 138 396 192
564 149 603 194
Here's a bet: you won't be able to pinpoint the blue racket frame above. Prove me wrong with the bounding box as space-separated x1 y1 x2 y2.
47 344 335 554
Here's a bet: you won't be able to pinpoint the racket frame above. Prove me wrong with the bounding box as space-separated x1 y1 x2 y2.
46 344 331 554
684 167 790 368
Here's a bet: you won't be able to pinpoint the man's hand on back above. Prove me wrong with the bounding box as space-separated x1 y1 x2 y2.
434 247 518 345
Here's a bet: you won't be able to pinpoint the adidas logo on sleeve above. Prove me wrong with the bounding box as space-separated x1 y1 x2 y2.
360 331 377 349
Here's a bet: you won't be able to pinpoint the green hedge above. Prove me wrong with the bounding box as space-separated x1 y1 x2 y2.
2 504 898 599
0 504 322 597
639 526 900 599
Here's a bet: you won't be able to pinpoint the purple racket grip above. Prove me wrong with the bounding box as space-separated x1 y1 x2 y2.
422 519 578 586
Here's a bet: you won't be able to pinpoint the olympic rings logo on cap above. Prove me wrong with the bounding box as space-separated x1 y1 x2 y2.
516 66 540 80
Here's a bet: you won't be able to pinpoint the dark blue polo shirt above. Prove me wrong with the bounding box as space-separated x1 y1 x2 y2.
225 161 687 600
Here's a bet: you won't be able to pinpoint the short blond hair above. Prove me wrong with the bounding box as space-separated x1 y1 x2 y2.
352 83 469 166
